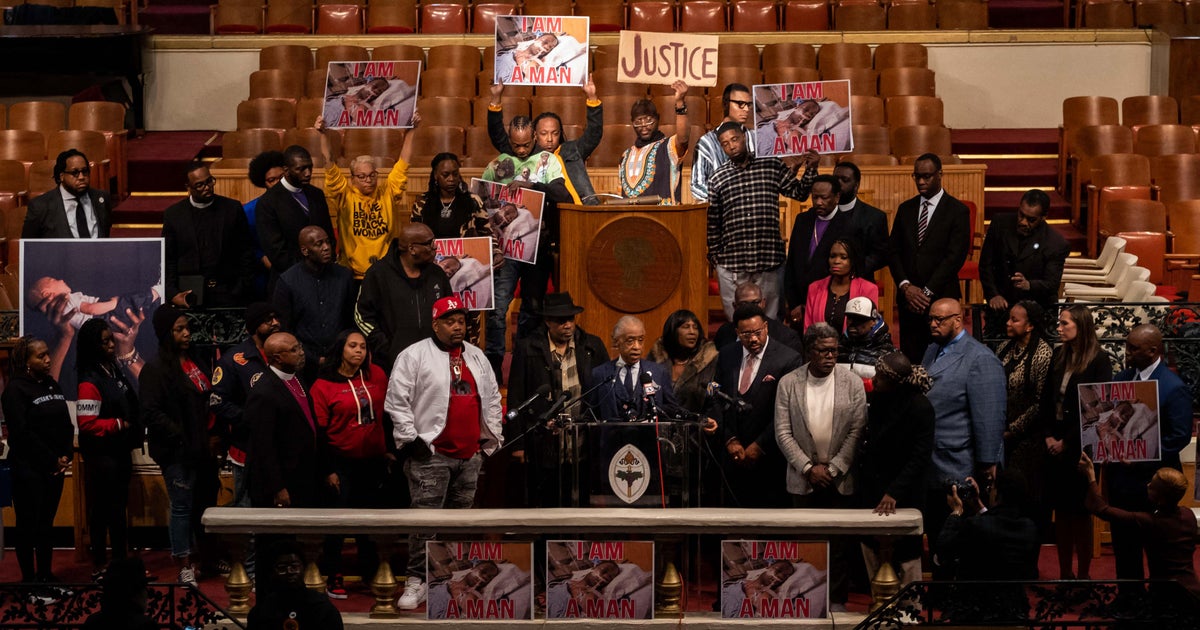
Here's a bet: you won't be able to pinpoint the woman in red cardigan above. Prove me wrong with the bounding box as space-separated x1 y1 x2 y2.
804 238 879 331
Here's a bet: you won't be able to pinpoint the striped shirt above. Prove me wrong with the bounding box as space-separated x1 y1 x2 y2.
689 125 756 202
707 157 817 274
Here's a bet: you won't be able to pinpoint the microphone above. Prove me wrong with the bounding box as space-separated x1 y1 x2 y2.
505 384 552 422
536 391 572 424
639 371 662 420
707 382 752 414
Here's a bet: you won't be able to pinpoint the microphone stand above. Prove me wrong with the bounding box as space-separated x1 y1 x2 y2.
493 377 614 455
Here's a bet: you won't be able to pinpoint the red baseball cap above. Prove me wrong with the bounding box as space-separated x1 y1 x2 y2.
432 295 467 320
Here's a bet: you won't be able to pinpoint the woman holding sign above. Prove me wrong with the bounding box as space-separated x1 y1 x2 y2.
618 81 690 204
1039 304 1111 580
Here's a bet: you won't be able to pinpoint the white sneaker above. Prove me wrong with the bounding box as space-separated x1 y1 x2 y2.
396 577 427 610
179 566 197 586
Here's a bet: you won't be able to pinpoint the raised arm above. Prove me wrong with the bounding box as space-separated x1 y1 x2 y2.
671 80 691 156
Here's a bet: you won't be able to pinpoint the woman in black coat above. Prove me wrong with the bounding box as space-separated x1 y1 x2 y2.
139 305 221 585
1 335 74 585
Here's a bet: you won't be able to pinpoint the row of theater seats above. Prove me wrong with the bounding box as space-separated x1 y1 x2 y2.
1077 0 1200 28
211 0 991 35
0 0 130 22
1070 199 1200 301
0 101 130 199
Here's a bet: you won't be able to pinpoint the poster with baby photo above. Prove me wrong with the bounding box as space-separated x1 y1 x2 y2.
720 540 829 619
323 60 421 128
752 81 854 156
469 178 544 264
20 238 164 398
425 541 533 620
494 15 590 87
545 540 654 619
1079 380 1162 463
434 237 495 311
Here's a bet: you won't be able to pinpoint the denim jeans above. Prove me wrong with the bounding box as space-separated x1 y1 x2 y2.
228 464 255 578
161 462 196 559
403 449 482 578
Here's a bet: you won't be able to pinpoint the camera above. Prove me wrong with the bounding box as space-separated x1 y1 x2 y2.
945 478 977 505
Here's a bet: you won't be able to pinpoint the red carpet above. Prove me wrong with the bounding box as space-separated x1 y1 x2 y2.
127 131 216 193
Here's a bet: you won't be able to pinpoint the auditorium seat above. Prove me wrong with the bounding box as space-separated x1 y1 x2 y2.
850 124 890 154
536 86 580 99
591 44 620 70
834 0 887 30
763 43 817 70
372 44 425 64
237 98 297 130
365 0 417 33
522 0 572 14
223 128 284 159
937 0 988 28
49 130 109 186
1115 231 1171 289
890 124 952 160
1167 200 1200 254
653 94 707 124
1151 153 1200 205
1133 124 1197 156
887 0 936 29
260 44 313 72
427 45 482 72
532 95 588 127
879 67 936 97
764 66 821 84
472 3 517 34
782 0 831 30
480 71 532 98
296 98 324 128
0 160 28 200
817 43 872 72
316 45 369 69
0 130 46 167
718 43 762 69
418 97 472 128
588 125 636 167
1085 152 1152 240
341 128 405 165
476 96 529 126
731 0 779 30
249 69 305 101
575 0 625 31
284 127 337 166
628 1 676 31
306 69 328 98
840 153 898 165
1122 94 1179 135
211 0 264 34
874 42 928 69
602 95 645 123
1078 0 1135 26
1184 95 1200 127
657 124 707 144
67 100 129 198
706 94 725 127
8 101 65 153
27 160 55 196
1099 198 1167 237
821 67 879 96
420 3 467 33
593 67 649 98
715 66 764 93
1069 124 1134 214
420 68 477 99
410 126 465 164
264 0 313 33
1061 95 1120 193
850 95 885 125
679 0 728 31
316 3 362 33
885 95 943 126
462 126 494 167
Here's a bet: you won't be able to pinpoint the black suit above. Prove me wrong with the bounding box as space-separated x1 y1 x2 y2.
706 338 803 507
255 182 336 288
245 370 327 508
979 213 1068 310
713 317 804 356
784 209 850 310
888 191 970 361
162 195 256 307
839 198 890 282
22 186 112 239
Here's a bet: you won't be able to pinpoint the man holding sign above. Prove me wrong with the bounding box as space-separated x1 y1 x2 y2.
618 81 690 204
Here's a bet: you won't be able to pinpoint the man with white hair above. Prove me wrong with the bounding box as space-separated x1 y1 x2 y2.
589 316 678 421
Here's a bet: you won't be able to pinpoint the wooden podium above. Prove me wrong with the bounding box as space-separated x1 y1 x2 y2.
558 203 709 353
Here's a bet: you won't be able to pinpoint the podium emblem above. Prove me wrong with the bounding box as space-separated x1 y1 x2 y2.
608 444 651 504
586 217 682 313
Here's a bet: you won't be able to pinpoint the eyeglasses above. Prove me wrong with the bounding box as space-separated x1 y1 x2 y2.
63 168 91 178
728 99 752 109
632 116 657 128
352 172 378 182
811 346 837 357
189 176 216 190
737 325 767 339
928 313 960 324
411 238 435 249
732 299 761 309
911 172 939 182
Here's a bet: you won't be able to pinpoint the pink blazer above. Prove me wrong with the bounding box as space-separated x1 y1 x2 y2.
804 276 879 330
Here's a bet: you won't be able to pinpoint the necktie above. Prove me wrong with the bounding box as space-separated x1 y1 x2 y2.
739 354 757 395
75 195 90 239
623 363 635 396
917 199 930 246
291 189 310 214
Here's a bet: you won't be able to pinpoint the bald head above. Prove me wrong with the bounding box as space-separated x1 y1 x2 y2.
928 298 964 343
733 282 763 306
299 226 333 267
399 222 436 266
264 332 305 373
1150 467 1188 506
1125 323 1163 371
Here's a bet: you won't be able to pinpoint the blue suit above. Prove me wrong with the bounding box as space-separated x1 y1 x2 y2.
922 332 1008 485
1106 360 1194 579
589 360 678 421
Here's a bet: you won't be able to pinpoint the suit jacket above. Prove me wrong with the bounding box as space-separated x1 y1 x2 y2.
978 213 1069 308
22 186 112 239
588 359 678 421
162 195 255 306
255 182 336 283
1114 361 1193 469
784 210 850 308
774 364 867 495
888 191 970 298
921 332 1007 486
714 317 805 357
840 198 890 282
245 369 327 508
708 338 804 454
507 325 610 441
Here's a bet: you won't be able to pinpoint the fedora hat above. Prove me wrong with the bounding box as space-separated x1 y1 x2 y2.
540 292 585 318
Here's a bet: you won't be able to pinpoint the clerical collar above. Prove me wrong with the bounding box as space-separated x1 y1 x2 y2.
838 198 858 213
280 178 302 193
816 211 836 222
189 197 213 209
270 366 295 381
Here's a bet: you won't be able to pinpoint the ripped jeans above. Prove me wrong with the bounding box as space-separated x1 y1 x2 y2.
161 462 196 559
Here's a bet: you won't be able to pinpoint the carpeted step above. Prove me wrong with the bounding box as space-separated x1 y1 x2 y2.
988 0 1066 29
952 128 1058 155
127 131 215 192
112 194 180 226
137 5 211 34
966 158 1057 189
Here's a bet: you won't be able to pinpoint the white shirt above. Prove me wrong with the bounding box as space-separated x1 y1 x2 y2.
617 359 641 390
270 366 296 382
280 177 302 193
805 370 836 463
1134 357 1161 382
740 337 770 385
59 185 98 239
917 188 946 225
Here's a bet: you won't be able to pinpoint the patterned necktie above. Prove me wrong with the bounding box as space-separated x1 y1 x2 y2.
917 199 930 246
75 195 90 238
739 354 757 395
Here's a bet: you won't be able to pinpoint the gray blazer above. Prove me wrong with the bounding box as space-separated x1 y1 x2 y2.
774 364 867 496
